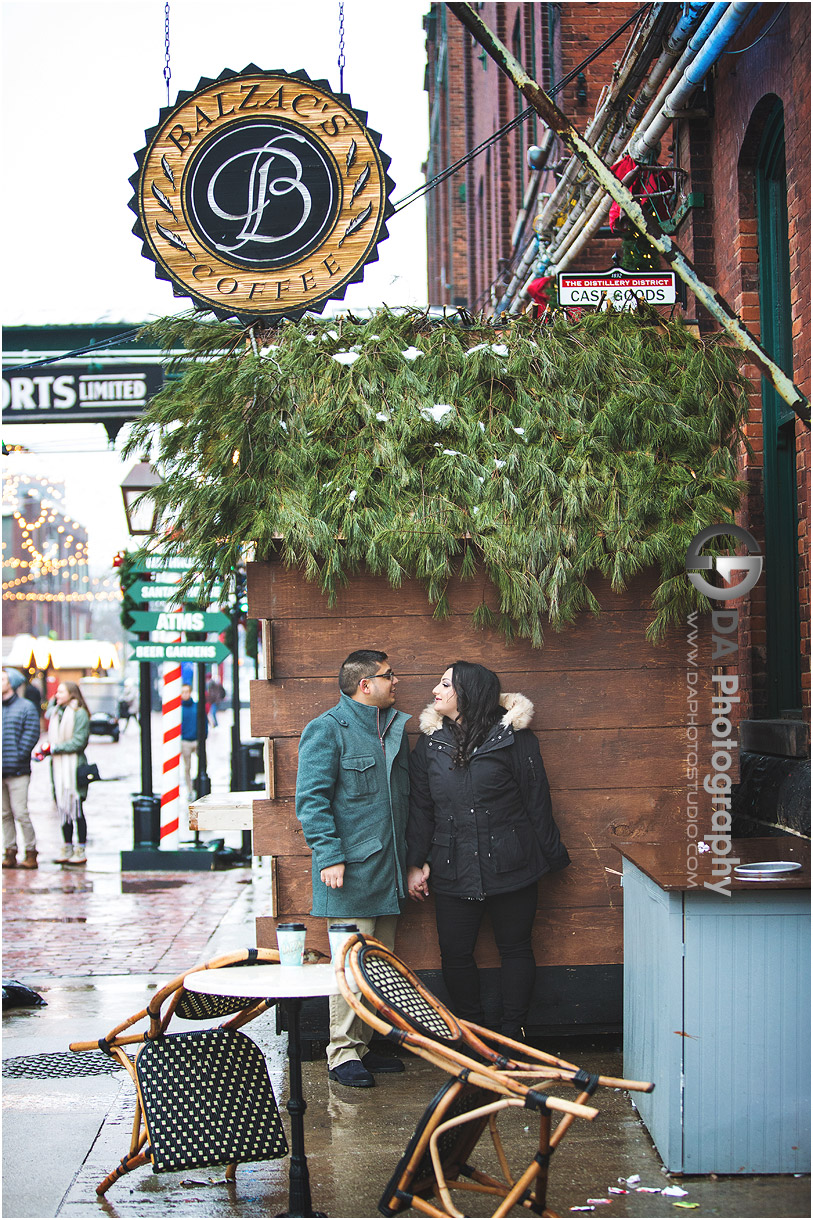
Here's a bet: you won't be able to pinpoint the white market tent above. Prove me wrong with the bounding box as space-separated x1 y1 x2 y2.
4 635 121 673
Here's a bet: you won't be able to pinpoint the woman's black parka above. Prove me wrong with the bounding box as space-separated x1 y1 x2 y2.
406 693 570 900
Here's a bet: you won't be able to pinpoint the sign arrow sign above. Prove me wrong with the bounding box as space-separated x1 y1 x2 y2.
125 580 225 604
129 609 230 633
136 556 197 572
128 640 231 664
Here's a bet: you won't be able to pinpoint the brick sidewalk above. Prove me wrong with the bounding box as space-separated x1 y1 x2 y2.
2 706 260 981
2 867 255 979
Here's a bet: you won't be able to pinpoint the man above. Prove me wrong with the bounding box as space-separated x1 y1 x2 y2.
2 668 42 869
180 684 207 796
295 649 410 1088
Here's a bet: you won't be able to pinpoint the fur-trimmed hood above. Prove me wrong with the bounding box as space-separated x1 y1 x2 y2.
418 691 534 736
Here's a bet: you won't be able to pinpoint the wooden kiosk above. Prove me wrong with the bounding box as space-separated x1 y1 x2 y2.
247 556 709 1030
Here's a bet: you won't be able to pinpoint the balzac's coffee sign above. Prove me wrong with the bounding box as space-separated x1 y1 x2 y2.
130 67 395 322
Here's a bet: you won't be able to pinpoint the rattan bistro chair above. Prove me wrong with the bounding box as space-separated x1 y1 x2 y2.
335 935 654 1218
69 947 288 1196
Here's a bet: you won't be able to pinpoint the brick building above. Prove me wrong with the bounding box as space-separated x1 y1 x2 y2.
423 2 810 732
2 475 92 640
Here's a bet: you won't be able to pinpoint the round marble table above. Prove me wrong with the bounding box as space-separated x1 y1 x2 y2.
184 963 342 1217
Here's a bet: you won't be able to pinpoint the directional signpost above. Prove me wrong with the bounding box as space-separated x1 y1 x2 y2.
124 555 231 867
129 640 231 663
129 609 230 634
126 580 224 603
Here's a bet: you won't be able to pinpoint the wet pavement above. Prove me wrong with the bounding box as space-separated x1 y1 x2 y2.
3 710 810 1218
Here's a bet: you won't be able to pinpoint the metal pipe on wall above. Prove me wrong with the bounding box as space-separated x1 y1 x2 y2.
623 1 710 133
497 7 667 312
515 2 756 307
628 2 730 160
448 1 809 426
633 2 755 161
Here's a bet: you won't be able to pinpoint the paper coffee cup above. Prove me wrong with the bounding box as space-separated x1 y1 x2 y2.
328 922 359 965
276 922 307 966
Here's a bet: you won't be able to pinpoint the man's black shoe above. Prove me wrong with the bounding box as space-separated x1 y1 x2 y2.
362 1051 405 1074
328 1059 375 1088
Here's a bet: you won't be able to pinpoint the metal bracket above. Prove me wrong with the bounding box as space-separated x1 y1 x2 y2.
661 192 705 234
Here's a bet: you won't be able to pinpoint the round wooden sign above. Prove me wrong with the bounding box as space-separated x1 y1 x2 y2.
129 67 394 322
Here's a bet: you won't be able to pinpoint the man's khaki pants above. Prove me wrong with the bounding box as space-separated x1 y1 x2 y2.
2 775 36 854
326 913 398 1069
180 739 197 793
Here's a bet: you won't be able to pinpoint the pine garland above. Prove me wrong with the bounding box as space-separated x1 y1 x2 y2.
123 306 748 643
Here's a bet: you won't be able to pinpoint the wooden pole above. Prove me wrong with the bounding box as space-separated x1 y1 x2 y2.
446 1 810 428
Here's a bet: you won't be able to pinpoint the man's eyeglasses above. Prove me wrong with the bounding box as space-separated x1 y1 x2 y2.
367 669 395 682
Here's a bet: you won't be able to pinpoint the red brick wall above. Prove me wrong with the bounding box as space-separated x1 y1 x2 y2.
425 2 641 309
424 2 810 717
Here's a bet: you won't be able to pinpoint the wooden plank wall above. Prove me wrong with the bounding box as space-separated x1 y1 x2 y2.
248 559 711 974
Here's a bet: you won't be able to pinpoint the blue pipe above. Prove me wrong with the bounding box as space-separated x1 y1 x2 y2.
674 2 756 96
683 2 730 56
666 4 712 54
636 3 757 156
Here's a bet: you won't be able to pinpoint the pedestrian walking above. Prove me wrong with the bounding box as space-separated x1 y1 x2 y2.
46 681 92 866
295 649 411 1088
206 677 225 727
118 679 138 731
180 684 207 795
2 668 42 869
406 661 570 1040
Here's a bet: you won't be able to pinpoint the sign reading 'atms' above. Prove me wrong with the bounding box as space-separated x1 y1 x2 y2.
130 67 394 322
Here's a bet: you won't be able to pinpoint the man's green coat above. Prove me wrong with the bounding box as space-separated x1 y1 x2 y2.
295 693 411 918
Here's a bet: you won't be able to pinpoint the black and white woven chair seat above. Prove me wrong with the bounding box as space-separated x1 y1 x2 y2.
173 989 263 1022
354 942 462 1044
136 1028 288 1173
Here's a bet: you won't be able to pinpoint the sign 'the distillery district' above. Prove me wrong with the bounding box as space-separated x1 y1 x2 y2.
558 268 676 310
130 67 395 322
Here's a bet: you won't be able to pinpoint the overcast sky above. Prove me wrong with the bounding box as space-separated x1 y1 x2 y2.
2 0 430 572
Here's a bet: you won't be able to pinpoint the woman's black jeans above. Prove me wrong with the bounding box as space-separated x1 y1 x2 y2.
433 882 538 1036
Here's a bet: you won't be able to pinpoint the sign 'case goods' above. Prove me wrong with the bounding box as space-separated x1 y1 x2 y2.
130 67 395 322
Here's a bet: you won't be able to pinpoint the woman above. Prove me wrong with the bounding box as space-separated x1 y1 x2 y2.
46 682 91 865
406 661 570 1039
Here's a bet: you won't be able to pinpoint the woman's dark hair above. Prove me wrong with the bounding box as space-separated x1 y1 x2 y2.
446 661 503 767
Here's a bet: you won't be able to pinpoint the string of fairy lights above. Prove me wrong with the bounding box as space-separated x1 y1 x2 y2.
2 473 122 604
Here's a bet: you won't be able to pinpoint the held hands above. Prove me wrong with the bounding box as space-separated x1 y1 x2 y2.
407 863 431 901
320 863 345 889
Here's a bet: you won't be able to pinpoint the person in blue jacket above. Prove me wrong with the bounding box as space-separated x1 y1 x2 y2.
295 649 410 1088
180 684 207 796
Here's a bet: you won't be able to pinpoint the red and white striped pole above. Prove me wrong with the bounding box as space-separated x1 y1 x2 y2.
160 650 183 848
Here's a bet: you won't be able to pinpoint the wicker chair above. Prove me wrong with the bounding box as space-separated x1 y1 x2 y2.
69 947 288 1196
335 934 653 1217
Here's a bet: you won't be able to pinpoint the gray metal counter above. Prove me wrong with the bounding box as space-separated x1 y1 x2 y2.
619 838 810 1174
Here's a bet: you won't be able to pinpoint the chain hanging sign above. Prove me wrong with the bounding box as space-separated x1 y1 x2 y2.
129 66 394 322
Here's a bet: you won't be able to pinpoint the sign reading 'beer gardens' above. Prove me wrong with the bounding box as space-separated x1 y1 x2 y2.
129 67 395 322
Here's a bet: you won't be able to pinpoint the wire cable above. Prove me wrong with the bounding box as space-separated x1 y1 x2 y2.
4 328 145 374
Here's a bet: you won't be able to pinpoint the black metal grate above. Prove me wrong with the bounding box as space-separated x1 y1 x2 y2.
2 1051 126 1079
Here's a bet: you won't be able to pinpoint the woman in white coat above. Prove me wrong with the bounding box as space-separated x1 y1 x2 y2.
46 682 91 865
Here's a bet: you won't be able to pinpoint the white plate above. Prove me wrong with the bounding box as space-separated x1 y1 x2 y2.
734 860 802 880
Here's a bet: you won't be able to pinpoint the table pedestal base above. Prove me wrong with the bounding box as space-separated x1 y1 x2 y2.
276 998 326 1218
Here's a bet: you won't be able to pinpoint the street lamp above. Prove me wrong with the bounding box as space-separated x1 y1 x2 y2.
120 459 163 868
120 459 162 535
